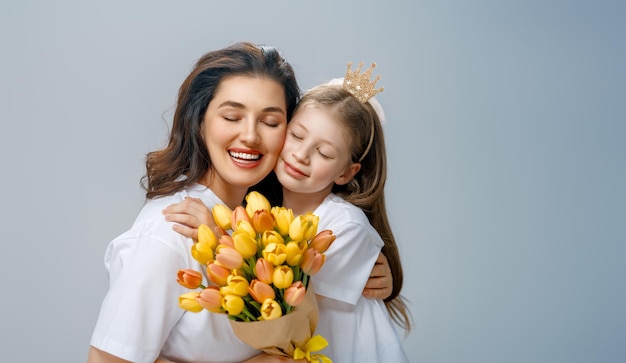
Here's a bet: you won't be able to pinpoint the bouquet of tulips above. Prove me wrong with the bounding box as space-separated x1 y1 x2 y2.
177 191 335 362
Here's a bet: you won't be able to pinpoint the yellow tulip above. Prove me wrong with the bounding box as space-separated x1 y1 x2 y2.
248 279 275 304
215 245 243 270
245 191 271 218
262 242 287 266
301 212 319 241
211 204 232 231
191 240 214 266
222 294 245 316
285 242 303 266
254 258 274 284
260 298 283 320
234 220 257 238
288 213 319 242
252 209 275 233
261 230 284 249
221 275 249 297
271 206 293 236
284 281 306 307
197 224 218 250
176 269 204 289
197 286 223 313
309 229 336 253
272 265 294 289
178 292 203 313
232 230 258 259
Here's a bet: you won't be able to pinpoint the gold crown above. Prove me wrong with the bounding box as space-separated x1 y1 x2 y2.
342 62 384 103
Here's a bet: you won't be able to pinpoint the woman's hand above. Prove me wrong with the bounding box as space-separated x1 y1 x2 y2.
162 197 213 240
362 252 393 300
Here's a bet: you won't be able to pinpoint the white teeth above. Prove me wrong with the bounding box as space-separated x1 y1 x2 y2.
229 151 260 160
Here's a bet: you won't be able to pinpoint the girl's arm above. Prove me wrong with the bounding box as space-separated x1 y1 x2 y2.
162 198 393 300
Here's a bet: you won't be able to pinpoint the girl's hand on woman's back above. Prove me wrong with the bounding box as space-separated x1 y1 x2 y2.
162 197 213 240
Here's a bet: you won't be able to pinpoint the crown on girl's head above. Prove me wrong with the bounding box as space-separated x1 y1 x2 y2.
342 62 384 103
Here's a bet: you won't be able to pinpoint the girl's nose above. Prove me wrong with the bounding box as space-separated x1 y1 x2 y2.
292 147 309 164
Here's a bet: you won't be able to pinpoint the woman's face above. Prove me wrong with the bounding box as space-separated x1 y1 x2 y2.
275 105 360 197
202 75 287 202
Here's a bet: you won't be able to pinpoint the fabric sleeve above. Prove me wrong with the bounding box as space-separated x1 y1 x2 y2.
90 233 188 363
310 222 382 305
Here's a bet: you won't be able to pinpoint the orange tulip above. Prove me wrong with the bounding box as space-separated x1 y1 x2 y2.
219 234 234 248
248 279 276 304
310 229 335 253
197 286 223 313
231 205 250 230
215 245 243 270
206 262 230 286
252 209 275 233
284 281 306 306
255 258 274 284
301 248 326 275
176 269 204 289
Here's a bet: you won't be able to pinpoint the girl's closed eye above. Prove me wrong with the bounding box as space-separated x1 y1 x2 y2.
290 131 303 140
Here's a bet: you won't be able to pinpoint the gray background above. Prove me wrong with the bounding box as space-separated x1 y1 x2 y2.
1 0 625 362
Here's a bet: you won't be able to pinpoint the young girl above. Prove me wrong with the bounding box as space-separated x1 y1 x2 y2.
273 67 411 361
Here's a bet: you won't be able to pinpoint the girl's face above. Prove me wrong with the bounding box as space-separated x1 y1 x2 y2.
275 105 361 196
202 75 287 201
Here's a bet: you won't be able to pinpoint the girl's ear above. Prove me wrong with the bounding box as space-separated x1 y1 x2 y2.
335 162 361 185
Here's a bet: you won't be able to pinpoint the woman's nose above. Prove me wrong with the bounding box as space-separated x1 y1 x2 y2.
239 119 260 145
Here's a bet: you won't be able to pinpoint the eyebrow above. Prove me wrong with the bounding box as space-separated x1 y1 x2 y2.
217 101 285 115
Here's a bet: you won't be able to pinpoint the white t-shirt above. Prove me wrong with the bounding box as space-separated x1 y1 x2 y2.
90 183 259 363
311 194 409 363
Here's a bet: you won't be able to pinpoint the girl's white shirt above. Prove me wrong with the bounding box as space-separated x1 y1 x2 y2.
311 193 409 363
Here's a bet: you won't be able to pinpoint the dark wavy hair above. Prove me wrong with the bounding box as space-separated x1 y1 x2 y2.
142 42 300 199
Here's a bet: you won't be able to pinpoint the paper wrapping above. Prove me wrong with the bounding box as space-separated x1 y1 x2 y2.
230 286 319 357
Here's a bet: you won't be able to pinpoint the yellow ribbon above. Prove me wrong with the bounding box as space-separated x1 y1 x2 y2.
293 335 333 363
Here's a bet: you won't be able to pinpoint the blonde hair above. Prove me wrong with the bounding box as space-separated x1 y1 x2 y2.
295 84 412 331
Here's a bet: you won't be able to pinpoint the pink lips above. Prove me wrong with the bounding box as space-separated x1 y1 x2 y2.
283 160 307 178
